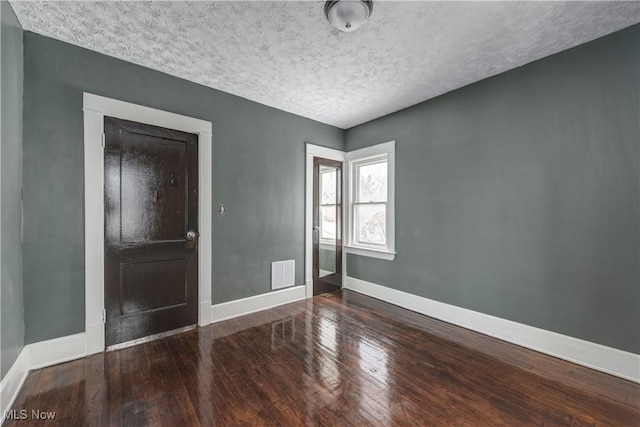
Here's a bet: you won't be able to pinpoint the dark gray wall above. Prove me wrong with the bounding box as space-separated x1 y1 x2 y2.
22 32 343 344
345 25 639 354
1 0 25 378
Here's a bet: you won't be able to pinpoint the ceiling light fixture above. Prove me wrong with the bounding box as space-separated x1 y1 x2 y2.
324 0 373 32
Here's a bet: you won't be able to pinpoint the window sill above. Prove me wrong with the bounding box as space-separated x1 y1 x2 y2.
344 245 396 260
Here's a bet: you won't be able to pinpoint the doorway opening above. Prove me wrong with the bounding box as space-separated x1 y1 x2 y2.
313 157 343 295
304 144 345 298
83 93 212 355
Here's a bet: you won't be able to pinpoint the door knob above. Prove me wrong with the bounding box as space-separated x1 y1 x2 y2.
313 226 319 232
186 229 199 249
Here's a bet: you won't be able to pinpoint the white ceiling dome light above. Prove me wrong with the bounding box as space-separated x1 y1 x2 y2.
324 0 374 32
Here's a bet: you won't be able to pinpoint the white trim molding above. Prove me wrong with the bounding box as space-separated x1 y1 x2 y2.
1 333 87 424
305 143 346 299
1 348 29 425
83 93 213 355
211 285 306 323
344 276 640 383
27 333 87 371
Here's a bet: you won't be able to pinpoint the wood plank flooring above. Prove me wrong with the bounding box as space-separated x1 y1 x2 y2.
6 290 639 426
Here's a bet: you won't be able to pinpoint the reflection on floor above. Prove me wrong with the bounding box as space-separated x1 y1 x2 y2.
6 290 639 426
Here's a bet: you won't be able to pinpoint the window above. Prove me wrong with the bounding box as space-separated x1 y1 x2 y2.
354 159 387 246
346 141 395 260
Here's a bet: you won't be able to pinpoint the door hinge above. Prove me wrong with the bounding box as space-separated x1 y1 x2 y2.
102 309 106 323
101 133 106 149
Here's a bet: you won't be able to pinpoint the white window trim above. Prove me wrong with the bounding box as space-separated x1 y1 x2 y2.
345 141 396 261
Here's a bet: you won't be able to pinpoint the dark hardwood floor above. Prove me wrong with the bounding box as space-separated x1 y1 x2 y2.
6 290 639 426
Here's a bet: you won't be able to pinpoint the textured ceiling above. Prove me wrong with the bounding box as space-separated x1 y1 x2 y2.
9 1 640 129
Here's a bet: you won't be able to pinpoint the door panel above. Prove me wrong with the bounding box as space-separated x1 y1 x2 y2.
313 157 343 295
120 131 187 242
104 117 198 347
120 259 187 315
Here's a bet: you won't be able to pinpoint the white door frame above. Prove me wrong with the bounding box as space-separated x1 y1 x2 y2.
304 143 346 298
83 93 213 355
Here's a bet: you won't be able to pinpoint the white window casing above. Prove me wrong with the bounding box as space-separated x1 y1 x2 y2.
345 141 396 261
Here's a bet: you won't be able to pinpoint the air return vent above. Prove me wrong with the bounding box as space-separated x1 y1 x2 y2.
271 260 295 290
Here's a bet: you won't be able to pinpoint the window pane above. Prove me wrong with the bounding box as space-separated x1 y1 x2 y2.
358 161 387 202
320 169 336 205
320 205 337 241
356 204 386 246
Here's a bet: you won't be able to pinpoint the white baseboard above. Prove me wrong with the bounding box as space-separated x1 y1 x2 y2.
344 276 640 383
1 333 87 425
27 333 87 371
1 348 29 425
211 285 306 323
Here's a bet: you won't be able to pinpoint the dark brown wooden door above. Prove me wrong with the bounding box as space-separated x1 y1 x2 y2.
104 117 198 347
313 157 342 295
